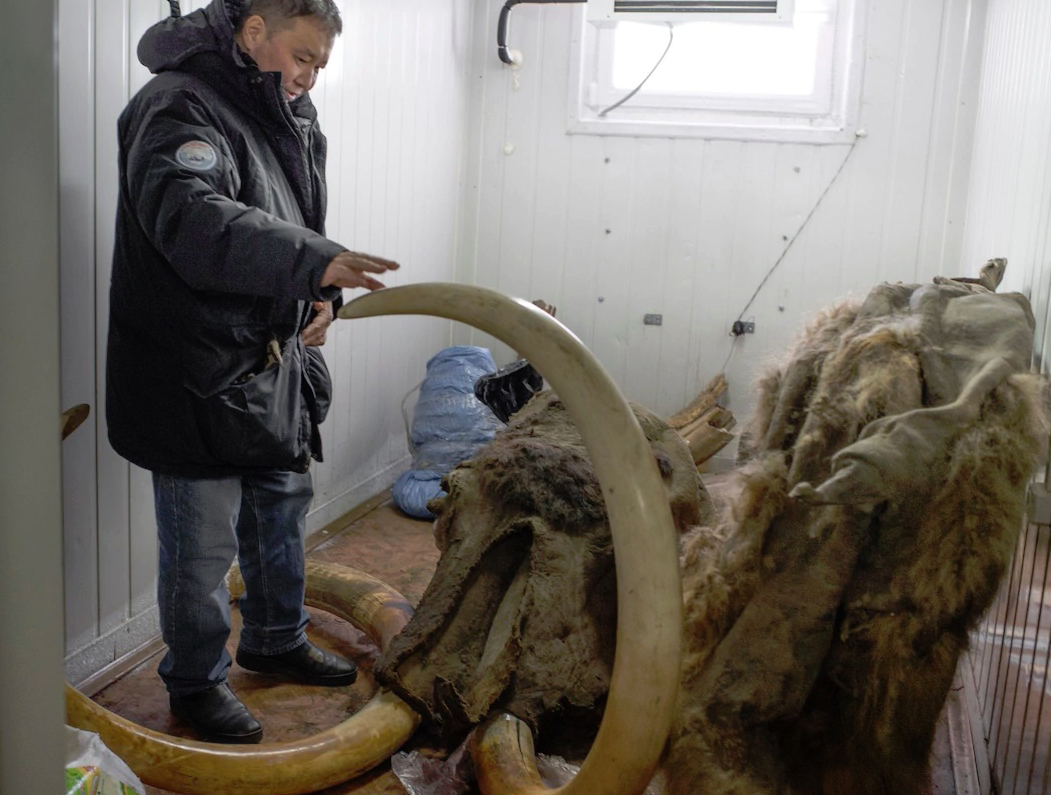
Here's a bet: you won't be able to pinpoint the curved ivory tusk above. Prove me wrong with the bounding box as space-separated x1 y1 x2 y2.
471 711 551 795
339 284 682 795
66 561 421 795
61 403 90 441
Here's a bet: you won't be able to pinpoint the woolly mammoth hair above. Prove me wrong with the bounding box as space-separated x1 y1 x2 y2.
667 289 1049 795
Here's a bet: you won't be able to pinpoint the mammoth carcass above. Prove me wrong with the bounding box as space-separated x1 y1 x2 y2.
378 391 710 742
64 276 1047 795
667 275 1049 795
378 275 1049 795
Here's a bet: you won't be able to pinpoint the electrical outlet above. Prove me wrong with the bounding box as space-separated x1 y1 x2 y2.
644 314 663 326
731 320 756 335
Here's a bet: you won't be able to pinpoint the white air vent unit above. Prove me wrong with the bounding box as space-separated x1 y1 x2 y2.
587 0 794 24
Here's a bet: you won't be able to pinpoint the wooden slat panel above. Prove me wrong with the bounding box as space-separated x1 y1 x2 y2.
127 464 157 615
492 3 546 313
361 5 400 476
836 0 902 290
684 139 743 405
590 136 640 389
918 0 985 274
655 138 707 414
93 0 132 637
59 0 100 651
311 0 469 523
325 0 366 513
715 142 786 415
622 137 674 410
874 0 946 283
124 0 166 629
558 135 609 369
528 8 574 332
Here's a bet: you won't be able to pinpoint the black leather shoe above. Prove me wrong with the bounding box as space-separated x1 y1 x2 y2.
169 683 263 744
236 641 358 686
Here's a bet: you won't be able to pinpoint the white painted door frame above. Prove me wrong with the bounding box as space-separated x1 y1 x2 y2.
0 0 67 791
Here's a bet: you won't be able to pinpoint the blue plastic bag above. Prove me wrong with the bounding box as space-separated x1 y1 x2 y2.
392 346 503 519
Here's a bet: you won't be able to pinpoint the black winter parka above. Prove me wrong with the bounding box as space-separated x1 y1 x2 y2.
107 0 345 477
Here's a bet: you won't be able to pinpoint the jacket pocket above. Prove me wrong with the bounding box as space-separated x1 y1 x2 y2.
194 335 310 471
304 345 332 424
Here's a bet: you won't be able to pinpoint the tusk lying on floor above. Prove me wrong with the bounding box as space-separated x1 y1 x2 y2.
66 561 421 795
339 284 683 795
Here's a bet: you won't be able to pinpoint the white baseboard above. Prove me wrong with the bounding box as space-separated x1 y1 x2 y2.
65 606 161 693
306 456 407 532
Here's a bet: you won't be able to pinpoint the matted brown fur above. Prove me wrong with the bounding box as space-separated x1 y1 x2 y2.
667 281 1048 795
378 392 709 743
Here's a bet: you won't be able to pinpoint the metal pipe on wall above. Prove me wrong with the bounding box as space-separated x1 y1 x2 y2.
497 0 586 64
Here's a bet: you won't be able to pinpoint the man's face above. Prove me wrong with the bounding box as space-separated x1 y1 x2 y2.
240 15 335 102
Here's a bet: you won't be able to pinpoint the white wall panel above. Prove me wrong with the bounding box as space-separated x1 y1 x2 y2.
963 0 1051 304
917 0 986 272
962 0 1051 366
93 0 132 638
961 9 1051 792
60 0 473 682
309 0 474 530
59 0 100 654
456 0 984 447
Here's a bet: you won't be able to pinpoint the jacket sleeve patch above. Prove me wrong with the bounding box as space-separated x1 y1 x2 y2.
175 140 218 171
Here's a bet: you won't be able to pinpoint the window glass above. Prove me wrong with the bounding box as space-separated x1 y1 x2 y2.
571 0 859 142
611 13 826 97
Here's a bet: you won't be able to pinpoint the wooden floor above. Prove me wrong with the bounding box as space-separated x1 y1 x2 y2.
90 491 962 795
95 499 440 795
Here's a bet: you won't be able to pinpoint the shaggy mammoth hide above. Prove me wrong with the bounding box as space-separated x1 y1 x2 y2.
377 392 708 742
667 277 1049 795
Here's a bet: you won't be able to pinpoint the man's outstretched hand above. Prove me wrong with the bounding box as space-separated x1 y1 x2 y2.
321 250 400 291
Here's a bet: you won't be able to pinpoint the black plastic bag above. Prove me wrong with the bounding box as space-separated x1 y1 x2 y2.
473 359 544 424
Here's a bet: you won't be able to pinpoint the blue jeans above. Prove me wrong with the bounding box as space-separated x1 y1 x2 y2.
152 470 313 696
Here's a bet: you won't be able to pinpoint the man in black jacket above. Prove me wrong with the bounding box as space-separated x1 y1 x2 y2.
106 0 398 743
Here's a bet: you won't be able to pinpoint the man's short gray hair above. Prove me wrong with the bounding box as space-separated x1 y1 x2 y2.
234 0 342 37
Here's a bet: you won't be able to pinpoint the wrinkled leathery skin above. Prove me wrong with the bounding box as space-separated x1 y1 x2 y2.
339 284 683 795
65 561 420 795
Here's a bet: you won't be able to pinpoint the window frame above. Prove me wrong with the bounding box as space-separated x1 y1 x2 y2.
587 0 796 25
567 0 864 143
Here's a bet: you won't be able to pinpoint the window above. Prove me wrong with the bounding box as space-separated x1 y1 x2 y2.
569 0 862 142
588 0 794 25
